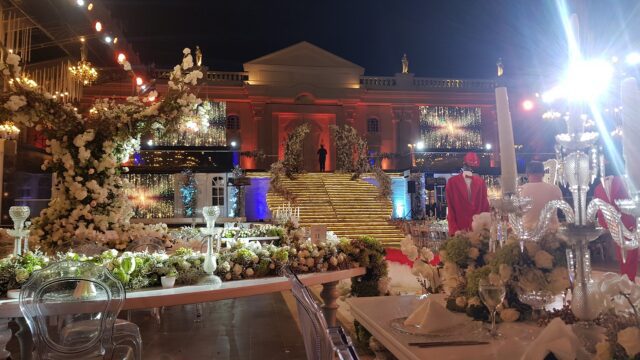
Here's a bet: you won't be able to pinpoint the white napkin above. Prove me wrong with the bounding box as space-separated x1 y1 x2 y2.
404 297 466 334
521 318 589 360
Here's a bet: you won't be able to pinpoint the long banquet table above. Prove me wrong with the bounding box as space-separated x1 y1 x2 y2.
0 267 365 359
348 294 544 360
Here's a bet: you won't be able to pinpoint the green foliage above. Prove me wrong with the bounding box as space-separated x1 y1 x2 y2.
465 265 492 296
339 236 388 297
329 124 370 178
281 123 310 178
442 235 471 267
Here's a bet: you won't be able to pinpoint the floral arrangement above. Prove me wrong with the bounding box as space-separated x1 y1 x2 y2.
593 273 640 360
329 124 370 180
372 166 392 200
439 213 570 322
330 124 360 173
221 224 285 242
0 234 387 297
269 161 296 203
0 45 204 251
400 235 441 293
281 123 310 178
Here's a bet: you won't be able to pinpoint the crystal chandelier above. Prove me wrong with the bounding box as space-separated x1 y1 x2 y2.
68 38 98 85
0 122 20 140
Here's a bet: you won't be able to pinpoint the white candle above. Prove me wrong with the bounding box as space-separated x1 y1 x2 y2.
622 78 640 193
495 86 517 194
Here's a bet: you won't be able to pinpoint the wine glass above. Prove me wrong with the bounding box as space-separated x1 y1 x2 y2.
478 279 506 338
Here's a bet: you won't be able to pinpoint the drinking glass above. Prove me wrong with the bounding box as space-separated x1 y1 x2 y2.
479 279 506 338
517 288 554 320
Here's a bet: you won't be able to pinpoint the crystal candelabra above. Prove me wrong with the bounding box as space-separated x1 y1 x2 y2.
273 202 300 225
199 206 222 288
489 192 533 252
505 114 606 322
7 206 30 256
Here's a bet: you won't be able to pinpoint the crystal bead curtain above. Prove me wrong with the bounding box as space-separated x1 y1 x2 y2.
152 101 227 147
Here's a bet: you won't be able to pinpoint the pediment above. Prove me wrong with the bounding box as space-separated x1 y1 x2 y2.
244 41 364 72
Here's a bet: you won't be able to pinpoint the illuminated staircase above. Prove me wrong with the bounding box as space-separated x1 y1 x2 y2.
266 173 404 247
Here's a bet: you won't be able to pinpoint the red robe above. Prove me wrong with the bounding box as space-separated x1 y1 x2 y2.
594 176 638 281
446 173 490 235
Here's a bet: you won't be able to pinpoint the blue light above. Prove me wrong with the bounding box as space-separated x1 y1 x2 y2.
244 177 270 221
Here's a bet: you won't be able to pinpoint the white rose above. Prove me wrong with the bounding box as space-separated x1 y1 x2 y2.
595 341 612 360
617 327 640 357
499 264 512 282
500 308 520 322
534 250 554 269
6 53 20 66
524 242 540 256
455 296 467 308
468 247 480 260
245 268 254 276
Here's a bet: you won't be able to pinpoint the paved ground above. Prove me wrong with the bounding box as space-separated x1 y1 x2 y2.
7 293 308 360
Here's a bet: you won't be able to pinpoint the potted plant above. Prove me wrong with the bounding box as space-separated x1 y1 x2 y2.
161 268 178 288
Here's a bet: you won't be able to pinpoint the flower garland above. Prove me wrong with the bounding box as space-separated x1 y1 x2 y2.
0 45 204 251
0 235 388 296
372 166 392 200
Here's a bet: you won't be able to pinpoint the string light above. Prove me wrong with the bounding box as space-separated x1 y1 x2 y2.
136 77 143 86
94 21 102 32
117 53 126 64
76 0 85 6
104 36 112 44
87 2 93 10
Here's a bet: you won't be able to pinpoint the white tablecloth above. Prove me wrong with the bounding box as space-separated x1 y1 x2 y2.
348 295 544 360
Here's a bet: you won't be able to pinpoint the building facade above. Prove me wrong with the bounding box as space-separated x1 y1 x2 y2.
85 41 499 172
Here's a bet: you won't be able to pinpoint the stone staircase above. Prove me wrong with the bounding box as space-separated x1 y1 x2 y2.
266 173 404 247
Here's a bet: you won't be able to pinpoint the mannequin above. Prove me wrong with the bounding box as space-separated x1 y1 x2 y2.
446 153 490 235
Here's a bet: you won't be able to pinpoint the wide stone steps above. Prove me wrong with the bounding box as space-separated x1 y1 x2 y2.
267 173 403 247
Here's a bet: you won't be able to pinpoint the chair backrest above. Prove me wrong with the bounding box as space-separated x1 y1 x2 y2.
282 267 335 360
19 261 125 359
74 244 108 257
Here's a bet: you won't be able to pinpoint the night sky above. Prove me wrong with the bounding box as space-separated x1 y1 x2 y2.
105 0 640 82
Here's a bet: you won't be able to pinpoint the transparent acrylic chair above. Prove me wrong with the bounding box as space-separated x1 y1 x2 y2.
282 267 359 360
19 261 142 359
125 240 164 324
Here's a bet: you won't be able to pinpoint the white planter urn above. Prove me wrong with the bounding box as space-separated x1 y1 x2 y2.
161 276 176 288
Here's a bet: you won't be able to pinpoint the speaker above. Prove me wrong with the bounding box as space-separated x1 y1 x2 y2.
407 180 416 193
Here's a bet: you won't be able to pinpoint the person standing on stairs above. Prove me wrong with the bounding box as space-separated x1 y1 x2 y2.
317 144 327 172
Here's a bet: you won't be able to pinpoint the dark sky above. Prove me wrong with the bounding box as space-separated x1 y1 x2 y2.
105 0 639 81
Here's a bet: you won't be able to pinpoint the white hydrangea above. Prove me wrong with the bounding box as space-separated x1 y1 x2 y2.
4 95 27 111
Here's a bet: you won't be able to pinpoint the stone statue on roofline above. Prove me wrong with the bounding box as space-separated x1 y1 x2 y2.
196 46 203 67
402 53 409 74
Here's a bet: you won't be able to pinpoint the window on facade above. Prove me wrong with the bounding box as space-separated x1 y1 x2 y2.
367 118 379 133
211 176 225 206
226 115 240 130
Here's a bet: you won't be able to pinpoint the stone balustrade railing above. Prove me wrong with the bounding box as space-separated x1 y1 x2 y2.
361 76 495 90
130 69 495 91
